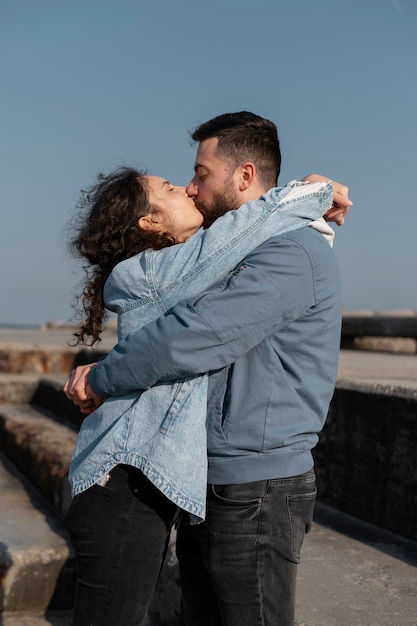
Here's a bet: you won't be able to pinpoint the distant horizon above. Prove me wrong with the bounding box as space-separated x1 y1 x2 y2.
2 307 417 331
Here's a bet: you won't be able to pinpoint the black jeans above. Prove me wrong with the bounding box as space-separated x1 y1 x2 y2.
177 470 317 626
65 465 180 626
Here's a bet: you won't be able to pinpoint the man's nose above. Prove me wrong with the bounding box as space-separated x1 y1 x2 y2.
186 180 198 197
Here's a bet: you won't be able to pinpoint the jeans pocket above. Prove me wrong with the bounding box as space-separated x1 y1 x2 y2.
287 488 317 563
210 481 265 506
64 484 114 543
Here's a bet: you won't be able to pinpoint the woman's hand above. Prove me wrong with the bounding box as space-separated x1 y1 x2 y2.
64 363 106 414
303 174 352 226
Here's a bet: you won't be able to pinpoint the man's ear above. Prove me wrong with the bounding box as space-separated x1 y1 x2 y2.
239 162 256 190
138 213 162 233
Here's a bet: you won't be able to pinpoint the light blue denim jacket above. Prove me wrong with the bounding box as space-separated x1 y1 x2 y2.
68 180 333 522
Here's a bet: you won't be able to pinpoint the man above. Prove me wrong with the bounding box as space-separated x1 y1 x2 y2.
65 111 351 625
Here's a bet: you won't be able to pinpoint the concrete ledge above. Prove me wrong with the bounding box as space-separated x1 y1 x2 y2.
341 311 417 352
0 327 115 375
0 345 77 375
352 335 417 353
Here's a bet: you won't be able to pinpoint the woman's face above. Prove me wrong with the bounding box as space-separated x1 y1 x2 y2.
144 175 204 242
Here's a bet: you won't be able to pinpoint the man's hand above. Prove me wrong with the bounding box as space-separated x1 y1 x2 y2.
303 174 352 226
63 363 106 415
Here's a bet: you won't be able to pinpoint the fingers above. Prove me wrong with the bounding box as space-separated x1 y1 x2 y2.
325 206 349 226
63 362 106 415
327 180 352 227
330 212 346 226
331 181 352 210
63 368 78 396
78 399 97 415
63 363 95 404
85 382 106 409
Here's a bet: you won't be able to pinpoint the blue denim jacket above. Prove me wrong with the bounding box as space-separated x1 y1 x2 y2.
68 181 333 522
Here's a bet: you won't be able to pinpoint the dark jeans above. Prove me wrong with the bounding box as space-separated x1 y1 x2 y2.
65 465 179 626
177 469 317 626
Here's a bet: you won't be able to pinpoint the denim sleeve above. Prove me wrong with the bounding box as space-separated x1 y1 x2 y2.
89 236 316 397
143 181 333 297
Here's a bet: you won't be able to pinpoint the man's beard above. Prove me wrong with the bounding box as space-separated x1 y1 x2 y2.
197 183 240 228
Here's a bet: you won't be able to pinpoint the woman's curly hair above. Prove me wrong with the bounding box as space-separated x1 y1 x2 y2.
68 166 176 346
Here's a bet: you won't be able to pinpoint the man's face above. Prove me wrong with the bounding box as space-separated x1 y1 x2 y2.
187 137 241 227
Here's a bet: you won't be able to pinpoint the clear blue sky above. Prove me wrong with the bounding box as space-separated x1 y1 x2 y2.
1 0 416 326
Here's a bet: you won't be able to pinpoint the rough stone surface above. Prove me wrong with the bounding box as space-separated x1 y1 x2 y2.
0 456 75 615
0 341 81 376
0 374 43 404
0 405 77 515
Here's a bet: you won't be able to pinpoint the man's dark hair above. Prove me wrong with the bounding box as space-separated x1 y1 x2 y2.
191 111 281 188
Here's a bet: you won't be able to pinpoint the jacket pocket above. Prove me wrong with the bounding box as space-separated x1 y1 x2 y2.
159 376 203 434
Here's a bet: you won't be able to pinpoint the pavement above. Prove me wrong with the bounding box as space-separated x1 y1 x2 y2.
295 502 417 626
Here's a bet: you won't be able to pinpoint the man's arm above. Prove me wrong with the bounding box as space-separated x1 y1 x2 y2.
84 236 320 399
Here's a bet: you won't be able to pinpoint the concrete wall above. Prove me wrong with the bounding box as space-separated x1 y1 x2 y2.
341 312 417 353
314 381 417 541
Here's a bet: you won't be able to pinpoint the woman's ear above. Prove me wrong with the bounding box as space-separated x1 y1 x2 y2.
138 213 163 233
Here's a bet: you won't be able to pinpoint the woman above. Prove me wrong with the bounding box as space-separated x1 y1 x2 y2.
64 166 334 625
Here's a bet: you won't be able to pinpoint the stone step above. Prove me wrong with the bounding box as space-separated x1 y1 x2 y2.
0 374 48 405
0 454 75 616
0 373 84 429
0 404 77 515
31 376 85 429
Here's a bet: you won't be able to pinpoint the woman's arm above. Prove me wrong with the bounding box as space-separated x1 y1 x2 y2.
145 181 333 298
